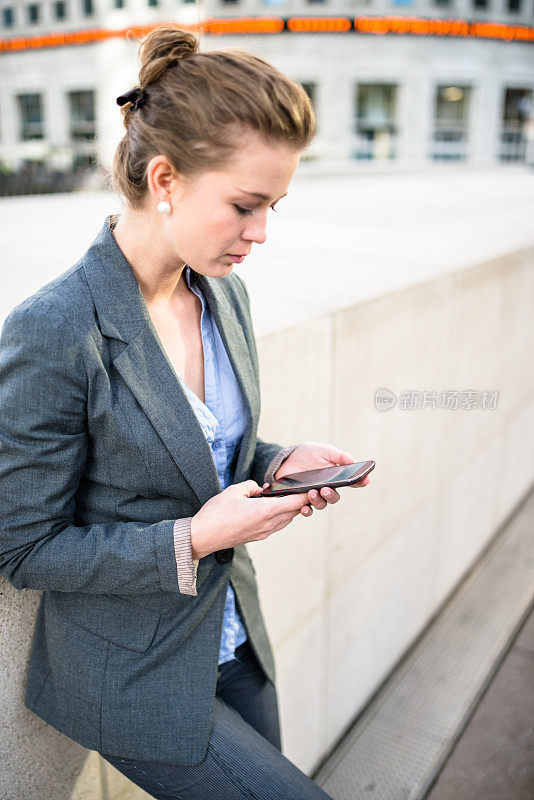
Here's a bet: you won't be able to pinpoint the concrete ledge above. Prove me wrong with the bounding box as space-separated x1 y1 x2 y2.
0 583 89 800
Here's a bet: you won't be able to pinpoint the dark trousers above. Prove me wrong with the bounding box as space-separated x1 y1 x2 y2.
100 640 332 800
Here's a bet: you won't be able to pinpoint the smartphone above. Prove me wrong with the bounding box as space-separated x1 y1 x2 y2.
260 461 375 497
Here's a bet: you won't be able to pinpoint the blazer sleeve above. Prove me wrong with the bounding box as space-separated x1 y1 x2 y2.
249 441 298 487
0 301 186 595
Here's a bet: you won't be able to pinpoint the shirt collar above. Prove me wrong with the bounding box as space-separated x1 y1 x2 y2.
186 266 200 288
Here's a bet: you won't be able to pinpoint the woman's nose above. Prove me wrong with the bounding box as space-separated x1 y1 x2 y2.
243 213 267 245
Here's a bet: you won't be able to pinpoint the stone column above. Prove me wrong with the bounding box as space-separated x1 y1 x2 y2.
0 579 93 800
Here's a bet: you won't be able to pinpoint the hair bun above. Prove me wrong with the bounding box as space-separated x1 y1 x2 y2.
138 27 199 88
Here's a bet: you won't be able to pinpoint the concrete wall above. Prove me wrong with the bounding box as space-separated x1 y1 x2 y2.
0 585 91 799
2 244 532 798
252 247 534 773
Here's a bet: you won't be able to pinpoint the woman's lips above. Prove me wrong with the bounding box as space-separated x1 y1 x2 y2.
226 254 246 264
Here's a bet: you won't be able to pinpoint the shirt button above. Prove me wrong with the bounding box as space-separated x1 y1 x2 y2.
212 441 220 450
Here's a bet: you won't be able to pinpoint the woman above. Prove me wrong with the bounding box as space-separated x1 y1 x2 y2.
0 27 370 799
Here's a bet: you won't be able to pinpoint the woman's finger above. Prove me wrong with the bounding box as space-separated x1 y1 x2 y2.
305 487 341 507
327 448 357 466
319 487 340 503
271 510 308 530
307 490 328 510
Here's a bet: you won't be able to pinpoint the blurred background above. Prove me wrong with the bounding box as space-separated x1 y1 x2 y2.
0 0 534 183
1 3 533 800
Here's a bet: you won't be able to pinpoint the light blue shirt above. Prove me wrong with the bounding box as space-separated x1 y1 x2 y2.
179 267 248 665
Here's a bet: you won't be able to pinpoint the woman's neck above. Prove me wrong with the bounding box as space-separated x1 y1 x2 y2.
112 208 190 307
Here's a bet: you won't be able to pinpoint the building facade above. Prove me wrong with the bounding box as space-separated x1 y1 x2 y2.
0 0 533 176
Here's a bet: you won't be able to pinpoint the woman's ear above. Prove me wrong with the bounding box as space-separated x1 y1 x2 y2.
146 155 184 207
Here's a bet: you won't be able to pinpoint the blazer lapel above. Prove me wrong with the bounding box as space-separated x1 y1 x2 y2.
112 327 222 507
83 219 258 505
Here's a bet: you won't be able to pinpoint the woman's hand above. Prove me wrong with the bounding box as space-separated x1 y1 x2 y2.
190 443 371 558
269 441 371 518
190 480 310 560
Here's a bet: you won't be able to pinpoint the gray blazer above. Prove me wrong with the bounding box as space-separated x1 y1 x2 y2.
0 219 284 765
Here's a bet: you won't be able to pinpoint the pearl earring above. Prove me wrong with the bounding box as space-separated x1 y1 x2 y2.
157 201 171 214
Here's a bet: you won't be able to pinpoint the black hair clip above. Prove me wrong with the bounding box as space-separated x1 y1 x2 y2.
116 87 147 112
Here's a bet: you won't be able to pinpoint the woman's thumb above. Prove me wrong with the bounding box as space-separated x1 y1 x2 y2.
237 479 262 497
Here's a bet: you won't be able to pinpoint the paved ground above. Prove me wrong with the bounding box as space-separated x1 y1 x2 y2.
1 165 534 336
426 606 534 800
314 487 534 800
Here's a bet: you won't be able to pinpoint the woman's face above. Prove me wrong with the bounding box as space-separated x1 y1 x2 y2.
160 130 301 277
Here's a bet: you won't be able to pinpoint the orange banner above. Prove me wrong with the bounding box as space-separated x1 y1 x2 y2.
287 18 352 33
0 16 533 53
354 16 534 40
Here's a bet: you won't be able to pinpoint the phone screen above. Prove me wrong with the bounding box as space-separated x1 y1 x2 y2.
267 462 370 492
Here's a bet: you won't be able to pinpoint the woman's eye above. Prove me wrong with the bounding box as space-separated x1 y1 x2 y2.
234 204 279 215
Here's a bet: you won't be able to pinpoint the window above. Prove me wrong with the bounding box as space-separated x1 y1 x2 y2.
433 0 452 6
300 82 317 110
68 90 96 140
353 83 398 160
113 0 125 8
507 0 521 10
147 0 159 6
2 7 15 25
82 0 93 13
472 0 488 7
54 0 67 18
499 88 533 161
69 91 97 171
17 94 44 140
502 88 532 124
431 85 471 160
27 3 40 22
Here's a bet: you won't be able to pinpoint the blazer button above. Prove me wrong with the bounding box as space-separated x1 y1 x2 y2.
215 548 234 565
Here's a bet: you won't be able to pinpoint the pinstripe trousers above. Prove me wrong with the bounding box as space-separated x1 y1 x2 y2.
100 640 333 800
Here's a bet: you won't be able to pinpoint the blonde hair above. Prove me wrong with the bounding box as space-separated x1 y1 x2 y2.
112 27 316 207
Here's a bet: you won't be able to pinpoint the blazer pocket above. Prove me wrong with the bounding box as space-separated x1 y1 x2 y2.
49 591 162 653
